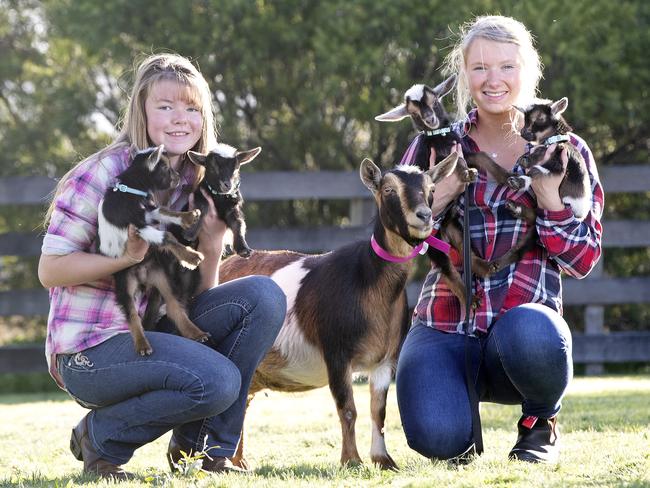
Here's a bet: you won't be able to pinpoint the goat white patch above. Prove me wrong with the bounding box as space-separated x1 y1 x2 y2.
370 423 389 459
137 226 165 245
563 195 590 220
369 360 393 392
405 84 425 102
394 164 422 175
214 143 237 159
271 259 329 387
97 200 128 258
519 175 532 191
532 165 550 175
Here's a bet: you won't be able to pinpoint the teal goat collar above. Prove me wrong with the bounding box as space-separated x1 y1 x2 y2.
542 134 570 146
113 183 148 198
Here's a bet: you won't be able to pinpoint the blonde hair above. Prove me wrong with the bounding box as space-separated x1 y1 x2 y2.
442 15 543 122
44 53 217 226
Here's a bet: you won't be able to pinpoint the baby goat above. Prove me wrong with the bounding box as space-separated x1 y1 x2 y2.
186 144 261 257
376 75 520 309
219 154 459 471
509 97 591 219
97 145 209 356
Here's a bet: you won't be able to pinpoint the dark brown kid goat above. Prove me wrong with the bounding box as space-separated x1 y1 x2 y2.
219 153 459 471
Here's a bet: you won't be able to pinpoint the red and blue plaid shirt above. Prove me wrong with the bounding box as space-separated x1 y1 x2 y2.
401 109 604 334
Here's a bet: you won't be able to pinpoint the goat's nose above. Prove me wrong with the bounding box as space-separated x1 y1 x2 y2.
416 207 432 222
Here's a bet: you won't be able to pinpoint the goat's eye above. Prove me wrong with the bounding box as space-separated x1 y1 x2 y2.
383 186 395 195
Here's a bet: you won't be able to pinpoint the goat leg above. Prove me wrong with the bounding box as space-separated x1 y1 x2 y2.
326 361 363 467
368 362 398 471
465 152 515 185
231 392 256 470
115 270 152 356
225 209 252 258
151 269 211 344
160 232 204 269
488 201 538 273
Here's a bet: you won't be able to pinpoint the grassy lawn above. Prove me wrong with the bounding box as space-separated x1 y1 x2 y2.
0 375 648 487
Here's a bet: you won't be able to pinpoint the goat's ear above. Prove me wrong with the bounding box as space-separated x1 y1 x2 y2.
551 97 568 117
375 104 410 122
147 144 165 170
427 152 458 184
432 74 457 99
360 158 382 193
186 151 207 166
236 147 262 166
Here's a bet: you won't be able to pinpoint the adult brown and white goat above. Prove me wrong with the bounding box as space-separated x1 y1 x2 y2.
219 154 459 471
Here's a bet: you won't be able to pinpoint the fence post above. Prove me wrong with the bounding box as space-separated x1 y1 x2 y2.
583 260 605 375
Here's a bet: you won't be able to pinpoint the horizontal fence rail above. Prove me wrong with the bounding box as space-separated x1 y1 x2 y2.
1 164 649 373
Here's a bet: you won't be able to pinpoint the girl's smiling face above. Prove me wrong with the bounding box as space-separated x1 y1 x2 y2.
145 79 203 168
465 38 522 117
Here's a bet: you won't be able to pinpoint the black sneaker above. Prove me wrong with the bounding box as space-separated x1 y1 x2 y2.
508 415 559 464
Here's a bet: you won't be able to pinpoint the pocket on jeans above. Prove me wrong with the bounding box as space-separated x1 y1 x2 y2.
57 353 102 409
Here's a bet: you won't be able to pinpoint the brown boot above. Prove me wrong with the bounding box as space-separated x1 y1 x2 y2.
508 415 560 464
70 414 134 480
167 434 249 474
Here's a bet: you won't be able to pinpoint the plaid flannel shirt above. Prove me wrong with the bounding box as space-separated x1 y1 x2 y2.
401 109 604 334
42 145 197 386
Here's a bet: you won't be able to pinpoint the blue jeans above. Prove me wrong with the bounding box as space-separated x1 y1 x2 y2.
57 276 286 465
395 303 572 460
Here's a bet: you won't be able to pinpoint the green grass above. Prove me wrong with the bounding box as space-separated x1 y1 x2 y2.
0 376 649 487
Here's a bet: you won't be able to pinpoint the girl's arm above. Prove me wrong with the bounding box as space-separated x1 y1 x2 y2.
533 140 604 279
38 226 149 288
192 189 227 293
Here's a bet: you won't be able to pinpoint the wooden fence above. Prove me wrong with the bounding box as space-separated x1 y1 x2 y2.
1 165 649 375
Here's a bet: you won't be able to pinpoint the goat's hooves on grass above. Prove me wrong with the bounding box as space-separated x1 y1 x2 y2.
373 454 399 471
231 456 251 471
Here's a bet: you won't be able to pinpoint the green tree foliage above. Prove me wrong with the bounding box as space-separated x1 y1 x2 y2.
0 0 648 333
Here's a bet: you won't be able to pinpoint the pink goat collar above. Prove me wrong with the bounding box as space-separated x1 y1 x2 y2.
371 233 450 263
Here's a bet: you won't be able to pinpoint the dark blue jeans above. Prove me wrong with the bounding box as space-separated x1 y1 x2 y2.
395 303 572 460
57 276 286 465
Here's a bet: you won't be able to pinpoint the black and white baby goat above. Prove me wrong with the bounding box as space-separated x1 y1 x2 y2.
186 143 261 257
509 97 591 219
97 145 209 356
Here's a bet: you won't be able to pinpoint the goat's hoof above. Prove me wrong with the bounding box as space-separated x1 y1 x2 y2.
372 454 399 471
461 168 478 183
194 332 212 344
231 456 251 471
505 200 522 217
507 176 523 190
237 247 252 258
181 209 202 227
135 341 153 356
181 250 204 269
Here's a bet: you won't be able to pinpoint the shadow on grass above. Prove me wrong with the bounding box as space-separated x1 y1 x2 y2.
0 473 152 487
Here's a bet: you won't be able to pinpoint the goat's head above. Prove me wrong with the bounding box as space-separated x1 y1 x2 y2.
514 97 571 143
360 152 458 246
375 75 456 131
188 144 262 195
132 145 179 191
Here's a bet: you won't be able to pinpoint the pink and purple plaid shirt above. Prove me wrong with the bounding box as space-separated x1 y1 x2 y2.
402 109 604 334
42 145 197 386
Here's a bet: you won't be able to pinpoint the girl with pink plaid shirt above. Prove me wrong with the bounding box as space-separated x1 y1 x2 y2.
39 53 286 479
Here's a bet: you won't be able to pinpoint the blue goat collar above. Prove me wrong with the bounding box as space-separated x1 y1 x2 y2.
421 127 453 137
113 183 148 198
542 134 570 146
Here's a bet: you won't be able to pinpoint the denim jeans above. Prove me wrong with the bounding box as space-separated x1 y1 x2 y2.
57 276 286 465
395 303 572 460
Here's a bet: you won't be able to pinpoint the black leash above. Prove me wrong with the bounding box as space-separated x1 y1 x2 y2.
462 184 484 455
